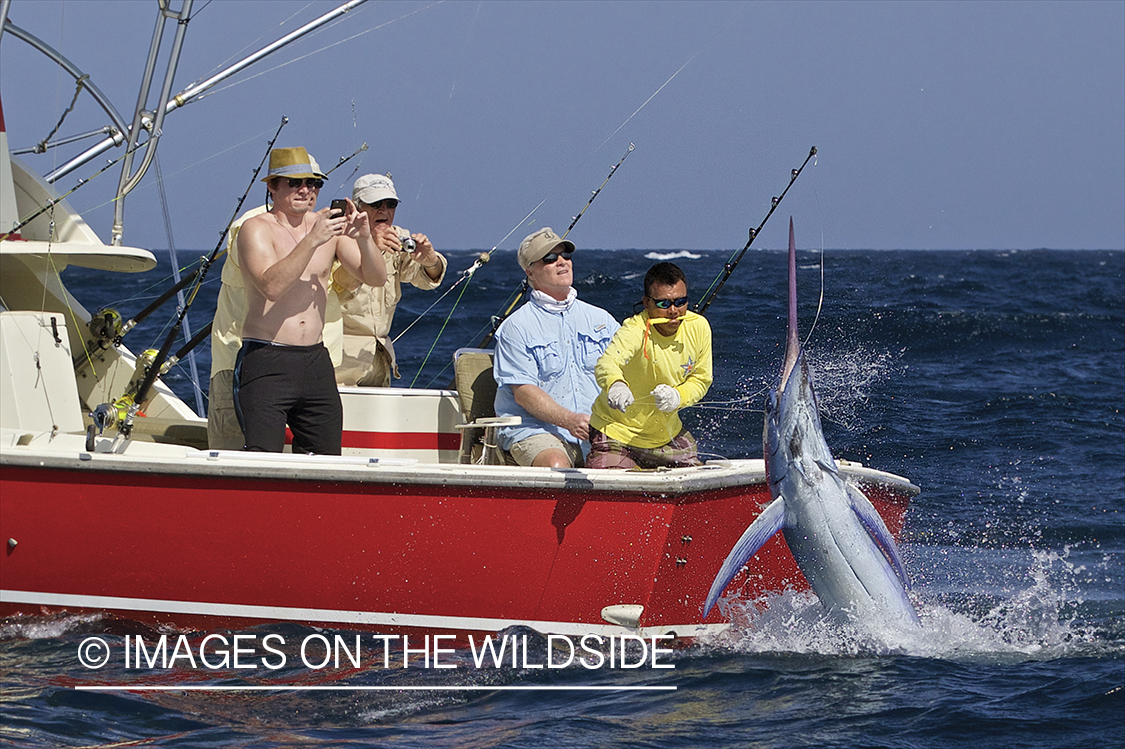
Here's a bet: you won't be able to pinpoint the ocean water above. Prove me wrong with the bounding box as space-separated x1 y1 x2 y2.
1 248 1122 748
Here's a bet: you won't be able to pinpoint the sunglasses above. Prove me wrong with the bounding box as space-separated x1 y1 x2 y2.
364 199 399 210
540 250 574 265
647 295 689 310
287 178 324 189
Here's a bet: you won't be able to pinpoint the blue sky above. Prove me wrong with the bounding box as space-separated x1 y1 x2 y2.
2 0 1123 252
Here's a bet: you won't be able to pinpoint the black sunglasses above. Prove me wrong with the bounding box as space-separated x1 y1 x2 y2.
541 250 574 265
363 199 399 210
287 178 324 189
647 295 689 310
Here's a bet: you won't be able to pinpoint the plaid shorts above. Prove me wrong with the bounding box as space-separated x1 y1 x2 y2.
585 426 702 470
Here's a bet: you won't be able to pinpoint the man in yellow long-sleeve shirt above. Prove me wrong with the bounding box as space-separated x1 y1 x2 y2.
587 262 712 469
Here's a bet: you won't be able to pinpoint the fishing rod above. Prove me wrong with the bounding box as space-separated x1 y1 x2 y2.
693 146 817 317
473 142 636 350
86 117 289 445
324 142 369 187
562 142 634 240
0 138 149 243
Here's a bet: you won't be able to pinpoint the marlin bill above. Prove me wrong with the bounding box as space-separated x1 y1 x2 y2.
704 218 920 631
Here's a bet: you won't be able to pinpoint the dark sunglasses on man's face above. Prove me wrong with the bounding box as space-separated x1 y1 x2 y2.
365 199 399 211
540 250 574 265
648 295 689 310
287 178 324 189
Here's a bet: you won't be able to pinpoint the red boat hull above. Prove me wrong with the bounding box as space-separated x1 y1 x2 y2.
1 459 912 639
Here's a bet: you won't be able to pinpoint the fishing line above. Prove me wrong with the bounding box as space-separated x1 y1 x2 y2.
435 45 699 351
414 0 482 203
185 0 311 81
402 199 545 384
153 154 205 416
594 53 699 155
391 250 490 345
392 34 688 373
471 141 634 350
392 197 544 368
801 185 827 349
197 2 445 101
408 275 479 389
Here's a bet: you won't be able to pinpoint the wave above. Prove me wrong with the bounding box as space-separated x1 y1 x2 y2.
644 250 702 261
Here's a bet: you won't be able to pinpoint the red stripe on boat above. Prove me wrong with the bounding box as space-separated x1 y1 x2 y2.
284 428 460 450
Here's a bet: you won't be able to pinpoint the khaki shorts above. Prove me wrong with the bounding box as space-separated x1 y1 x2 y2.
509 433 584 468
207 369 245 450
336 335 393 387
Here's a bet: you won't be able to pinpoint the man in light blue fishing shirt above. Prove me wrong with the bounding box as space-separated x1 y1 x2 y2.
493 228 619 467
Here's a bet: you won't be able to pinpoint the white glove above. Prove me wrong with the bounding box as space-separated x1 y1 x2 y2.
651 383 681 412
607 381 635 412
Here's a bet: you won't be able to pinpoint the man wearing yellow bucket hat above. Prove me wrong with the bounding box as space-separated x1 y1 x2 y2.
233 147 390 454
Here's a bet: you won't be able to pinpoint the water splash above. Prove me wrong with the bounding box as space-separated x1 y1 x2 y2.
702 543 1119 661
0 612 107 641
806 341 905 432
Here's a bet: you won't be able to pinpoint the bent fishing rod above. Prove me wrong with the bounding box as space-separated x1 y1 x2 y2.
87 116 289 442
473 142 636 349
693 146 817 317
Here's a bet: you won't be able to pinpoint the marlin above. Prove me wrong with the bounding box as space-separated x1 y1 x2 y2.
703 218 920 630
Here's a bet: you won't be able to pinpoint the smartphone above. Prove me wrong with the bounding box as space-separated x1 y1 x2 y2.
330 199 347 218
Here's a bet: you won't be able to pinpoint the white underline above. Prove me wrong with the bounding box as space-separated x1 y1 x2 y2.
75 685 676 692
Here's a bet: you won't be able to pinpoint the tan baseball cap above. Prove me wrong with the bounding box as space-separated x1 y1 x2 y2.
518 228 575 271
353 173 399 205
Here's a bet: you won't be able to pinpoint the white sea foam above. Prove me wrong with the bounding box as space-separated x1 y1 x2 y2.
644 250 702 261
700 544 1114 661
0 611 105 640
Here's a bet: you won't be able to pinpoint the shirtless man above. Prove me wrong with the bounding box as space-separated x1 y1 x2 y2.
235 147 390 454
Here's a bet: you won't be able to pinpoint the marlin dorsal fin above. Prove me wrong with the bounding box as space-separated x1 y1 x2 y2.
781 217 800 386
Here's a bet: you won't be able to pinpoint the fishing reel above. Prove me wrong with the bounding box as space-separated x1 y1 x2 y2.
84 348 158 450
87 308 123 341
81 307 124 354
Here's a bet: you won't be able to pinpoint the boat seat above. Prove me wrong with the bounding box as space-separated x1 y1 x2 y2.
452 348 518 465
0 311 85 436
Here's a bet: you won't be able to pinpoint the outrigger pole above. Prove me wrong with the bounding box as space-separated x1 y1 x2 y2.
86 117 289 447
474 142 636 349
693 146 816 316
5 0 368 243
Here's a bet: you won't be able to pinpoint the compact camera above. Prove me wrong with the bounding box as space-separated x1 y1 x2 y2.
400 237 417 252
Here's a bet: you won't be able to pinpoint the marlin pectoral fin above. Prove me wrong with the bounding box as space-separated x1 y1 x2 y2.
703 498 786 617
814 457 839 475
846 483 912 590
